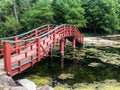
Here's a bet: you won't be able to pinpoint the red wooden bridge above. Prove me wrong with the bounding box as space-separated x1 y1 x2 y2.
0 24 83 76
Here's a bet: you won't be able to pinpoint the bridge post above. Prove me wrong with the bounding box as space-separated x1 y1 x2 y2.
64 38 66 47
72 37 76 48
48 50 52 68
0 40 2 56
48 25 50 32
4 42 12 75
70 25 72 36
60 39 65 56
81 35 84 43
35 30 38 37
37 38 41 62
60 39 65 70
0 40 2 44
80 35 84 49
15 36 19 54
53 30 56 47
61 57 64 70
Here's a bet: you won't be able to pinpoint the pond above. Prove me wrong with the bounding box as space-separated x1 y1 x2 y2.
13 44 120 88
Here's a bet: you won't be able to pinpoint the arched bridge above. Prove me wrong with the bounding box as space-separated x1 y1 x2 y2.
0 24 84 76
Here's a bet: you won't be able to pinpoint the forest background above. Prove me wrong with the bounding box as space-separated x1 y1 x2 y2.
0 0 120 37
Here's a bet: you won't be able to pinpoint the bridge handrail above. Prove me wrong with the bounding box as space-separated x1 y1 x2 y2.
0 24 55 40
7 24 78 44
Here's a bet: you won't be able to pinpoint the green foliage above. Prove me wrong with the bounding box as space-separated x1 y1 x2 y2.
0 0 120 37
52 0 86 27
0 0 13 34
3 15 21 36
82 0 120 33
21 0 54 31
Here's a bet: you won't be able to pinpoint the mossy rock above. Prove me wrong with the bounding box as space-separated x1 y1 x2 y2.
58 73 74 80
74 86 94 90
54 85 65 90
26 75 51 86
102 85 120 90
54 85 70 90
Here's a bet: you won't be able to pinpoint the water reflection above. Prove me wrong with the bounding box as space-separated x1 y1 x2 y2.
13 45 120 85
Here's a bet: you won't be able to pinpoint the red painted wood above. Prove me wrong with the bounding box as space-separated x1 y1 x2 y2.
40 44 48 56
60 39 65 56
1 24 84 76
35 30 38 37
72 37 76 48
70 25 72 36
0 40 2 44
48 25 50 32
53 30 56 47
4 42 12 75
15 36 19 54
37 38 41 62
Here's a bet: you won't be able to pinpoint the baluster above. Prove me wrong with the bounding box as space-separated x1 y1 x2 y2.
64 25 66 36
53 30 56 47
37 38 41 62
25 42 28 58
48 25 50 32
48 25 50 37
15 36 19 54
35 30 38 37
0 40 2 44
0 40 2 56
70 25 72 36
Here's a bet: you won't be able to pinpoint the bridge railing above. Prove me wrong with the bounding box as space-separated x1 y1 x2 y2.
3 24 83 76
0 24 56 58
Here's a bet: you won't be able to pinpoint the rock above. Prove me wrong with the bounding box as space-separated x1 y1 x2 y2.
37 85 53 90
0 75 17 86
66 74 74 79
0 85 10 90
54 85 65 90
10 86 28 90
0 85 27 90
58 73 74 80
17 79 37 90
88 62 102 67
58 74 67 80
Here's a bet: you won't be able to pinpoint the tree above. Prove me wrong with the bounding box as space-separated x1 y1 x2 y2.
2 15 21 36
21 0 54 31
0 0 13 29
82 0 120 33
13 0 19 23
52 0 86 28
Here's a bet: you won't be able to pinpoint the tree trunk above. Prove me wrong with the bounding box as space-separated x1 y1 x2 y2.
13 0 19 23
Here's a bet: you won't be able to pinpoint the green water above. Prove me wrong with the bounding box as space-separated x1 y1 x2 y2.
13 44 120 86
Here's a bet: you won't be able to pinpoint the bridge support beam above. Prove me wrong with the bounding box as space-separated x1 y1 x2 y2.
61 57 64 70
48 51 52 68
60 39 65 56
72 37 76 48
60 39 65 70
